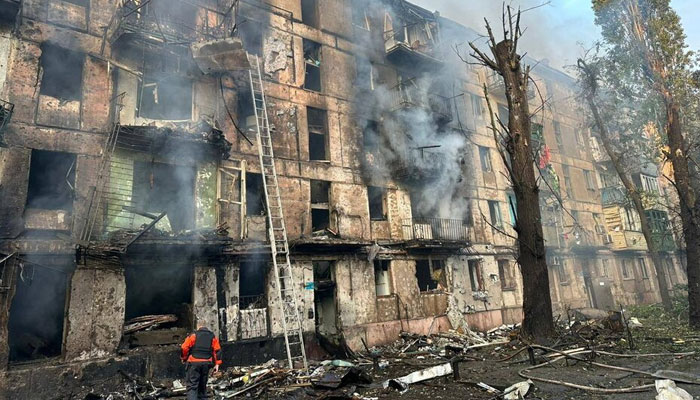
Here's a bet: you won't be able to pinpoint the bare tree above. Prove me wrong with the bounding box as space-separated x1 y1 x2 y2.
577 58 673 310
468 6 555 340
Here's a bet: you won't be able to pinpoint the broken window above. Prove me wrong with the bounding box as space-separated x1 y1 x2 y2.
488 200 502 229
246 172 265 216
363 120 379 151
301 0 319 27
498 259 516 290
40 44 83 101
237 88 256 132
132 161 196 232
239 261 267 309
303 39 322 92
479 146 492 172
374 260 391 296
9 261 73 362
139 74 193 120
26 150 76 211
239 24 263 56
415 259 443 292
125 263 192 330
368 186 387 221
468 259 483 292
307 107 328 161
311 180 330 232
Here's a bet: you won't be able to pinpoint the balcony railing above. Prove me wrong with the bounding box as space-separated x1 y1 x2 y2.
402 218 471 242
601 186 626 205
388 79 453 123
111 0 234 47
0 99 14 148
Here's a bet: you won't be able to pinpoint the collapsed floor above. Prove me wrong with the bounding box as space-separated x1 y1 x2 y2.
14 304 700 400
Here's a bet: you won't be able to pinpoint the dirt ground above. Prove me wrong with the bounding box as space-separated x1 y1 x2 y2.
82 304 700 399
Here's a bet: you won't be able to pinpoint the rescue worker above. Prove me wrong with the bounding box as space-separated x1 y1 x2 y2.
180 325 222 400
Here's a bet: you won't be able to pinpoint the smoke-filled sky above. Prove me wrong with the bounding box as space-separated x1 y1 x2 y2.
410 0 700 71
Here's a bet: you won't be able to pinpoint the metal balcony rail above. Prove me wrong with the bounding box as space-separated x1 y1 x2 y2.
402 218 470 241
239 294 267 310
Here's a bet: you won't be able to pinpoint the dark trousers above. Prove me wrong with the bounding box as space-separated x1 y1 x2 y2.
185 362 211 400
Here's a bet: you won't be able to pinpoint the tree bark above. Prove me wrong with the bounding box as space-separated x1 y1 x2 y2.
663 95 700 326
493 40 555 339
579 68 672 310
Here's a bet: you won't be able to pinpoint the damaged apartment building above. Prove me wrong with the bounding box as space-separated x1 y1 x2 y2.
0 0 688 391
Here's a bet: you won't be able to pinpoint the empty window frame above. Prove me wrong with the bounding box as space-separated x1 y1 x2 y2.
488 200 502 228
239 24 263 56
497 104 509 125
367 186 387 220
621 259 632 279
301 0 318 27
138 74 193 120
310 180 330 232
132 161 196 232
584 170 596 190
600 258 609 277
40 44 84 101
468 259 484 292
374 260 391 296
556 262 569 284
363 120 379 151
26 150 76 211
498 259 516 290
638 257 649 279
479 146 492 172
355 58 377 90
246 172 265 216
239 261 268 309
124 263 192 329
415 259 444 292
237 89 256 131
303 39 322 92
307 107 328 161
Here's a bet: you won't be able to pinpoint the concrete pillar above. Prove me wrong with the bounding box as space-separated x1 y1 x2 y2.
64 267 125 361
193 266 219 336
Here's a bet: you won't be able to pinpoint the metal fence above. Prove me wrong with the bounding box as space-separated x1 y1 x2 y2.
401 218 471 241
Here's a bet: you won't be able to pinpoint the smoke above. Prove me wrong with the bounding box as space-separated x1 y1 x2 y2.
409 0 601 71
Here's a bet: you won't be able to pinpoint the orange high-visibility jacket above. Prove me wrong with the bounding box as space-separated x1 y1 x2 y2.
181 328 222 365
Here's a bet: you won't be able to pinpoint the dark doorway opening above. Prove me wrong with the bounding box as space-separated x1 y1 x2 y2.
132 161 196 232
239 261 267 309
8 261 72 363
124 263 193 329
246 172 265 216
313 261 337 335
26 150 76 211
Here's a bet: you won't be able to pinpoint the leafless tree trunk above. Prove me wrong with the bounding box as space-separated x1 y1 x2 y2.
577 59 673 311
469 7 555 340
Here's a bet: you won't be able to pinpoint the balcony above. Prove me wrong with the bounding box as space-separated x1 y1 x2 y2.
383 4 441 70
110 0 234 49
401 218 471 243
601 187 626 206
388 79 453 124
487 73 536 100
391 147 445 185
0 99 14 148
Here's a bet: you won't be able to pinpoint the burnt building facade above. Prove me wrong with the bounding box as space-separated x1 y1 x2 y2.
0 0 687 395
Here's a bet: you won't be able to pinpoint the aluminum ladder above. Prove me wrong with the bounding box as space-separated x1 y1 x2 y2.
248 56 307 369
